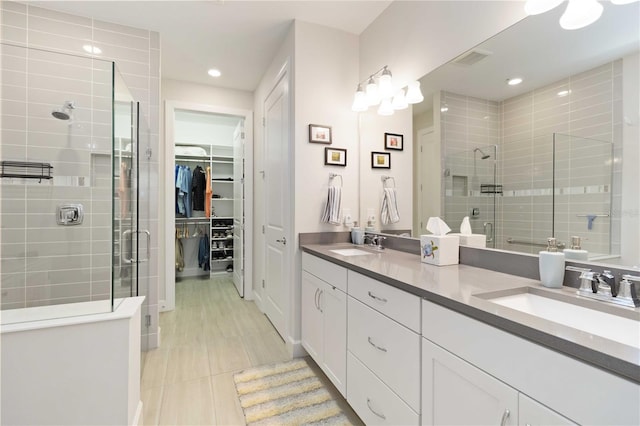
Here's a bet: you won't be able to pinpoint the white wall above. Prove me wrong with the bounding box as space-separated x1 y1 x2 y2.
291 20 360 349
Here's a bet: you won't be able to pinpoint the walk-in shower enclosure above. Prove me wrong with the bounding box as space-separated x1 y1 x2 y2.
0 43 146 324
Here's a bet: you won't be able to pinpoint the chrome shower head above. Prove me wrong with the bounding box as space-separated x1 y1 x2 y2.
474 147 490 160
51 101 75 121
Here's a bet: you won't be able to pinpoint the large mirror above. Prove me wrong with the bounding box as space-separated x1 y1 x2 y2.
369 1 639 268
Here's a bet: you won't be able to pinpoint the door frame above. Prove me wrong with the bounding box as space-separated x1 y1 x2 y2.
161 101 253 311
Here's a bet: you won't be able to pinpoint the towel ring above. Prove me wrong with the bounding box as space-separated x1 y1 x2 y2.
381 175 395 188
329 173 343 188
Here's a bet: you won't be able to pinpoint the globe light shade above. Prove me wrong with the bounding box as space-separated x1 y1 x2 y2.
378 67 394 99
405 81 424 104
377 97 394 116
366 77 381 106
392 89 408 110
560 0 603 30
351 84 368 112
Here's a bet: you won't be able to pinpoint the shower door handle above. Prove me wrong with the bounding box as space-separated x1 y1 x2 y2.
483 222 494 243
138 230 151 263
121 229 134 264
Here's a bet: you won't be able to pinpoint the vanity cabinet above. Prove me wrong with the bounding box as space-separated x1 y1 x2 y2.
422 299 638 426
347 270 421 424
422 338 517 426
301 253 347 396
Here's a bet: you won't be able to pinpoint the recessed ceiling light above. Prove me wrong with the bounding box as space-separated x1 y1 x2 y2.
557 89 571 97
208 68 221 78
507 77 523 86
82 44 101 54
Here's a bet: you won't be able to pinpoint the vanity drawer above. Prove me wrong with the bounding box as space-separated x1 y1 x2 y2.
348 270 421 332
348 296 421 411
347 351 419 425
302 252 347 292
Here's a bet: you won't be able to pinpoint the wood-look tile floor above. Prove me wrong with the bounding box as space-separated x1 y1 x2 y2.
140 276 362 426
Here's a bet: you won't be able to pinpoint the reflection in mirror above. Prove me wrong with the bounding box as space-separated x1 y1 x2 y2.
409 2 639 268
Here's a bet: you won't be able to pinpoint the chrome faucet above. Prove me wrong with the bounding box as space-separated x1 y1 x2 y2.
574 268 640 308
365 233 386 250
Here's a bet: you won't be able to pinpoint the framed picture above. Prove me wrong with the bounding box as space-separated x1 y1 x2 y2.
324 147 347 166
309 124 332 144
371 151 391 169
384 132 403 151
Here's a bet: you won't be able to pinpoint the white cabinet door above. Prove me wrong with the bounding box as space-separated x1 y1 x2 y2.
422 338 518 426
320 283 347 396
301 271 323 362
519 394 576 426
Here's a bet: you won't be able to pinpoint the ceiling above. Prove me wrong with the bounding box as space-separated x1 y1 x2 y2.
29 0 392 92
415 1 640 114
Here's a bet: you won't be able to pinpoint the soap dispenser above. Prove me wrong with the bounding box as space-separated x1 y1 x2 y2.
539 237 565 288
563 236 588 261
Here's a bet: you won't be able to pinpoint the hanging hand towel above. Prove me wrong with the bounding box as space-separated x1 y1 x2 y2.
381 187 400 225
320 186 342 226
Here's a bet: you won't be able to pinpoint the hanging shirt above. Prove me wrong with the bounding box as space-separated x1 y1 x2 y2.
205 166 212 218
175 165 180 214
191 165 207 211
183 166 192 217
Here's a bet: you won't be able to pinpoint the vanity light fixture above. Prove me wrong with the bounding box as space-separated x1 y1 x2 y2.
525 0 635 30
507 77 523 86
207 68 222 77
351 65 424 115
82 44 101 54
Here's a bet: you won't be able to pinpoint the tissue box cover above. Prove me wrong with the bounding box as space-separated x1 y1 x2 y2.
450 233 486 248
421 235 459 266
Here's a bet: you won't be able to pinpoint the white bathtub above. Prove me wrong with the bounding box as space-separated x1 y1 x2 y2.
1 296 144 426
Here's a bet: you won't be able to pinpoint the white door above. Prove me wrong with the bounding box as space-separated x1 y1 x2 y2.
417 127 439 235
233 121 244 297
422 338 518 426
263 72 290 338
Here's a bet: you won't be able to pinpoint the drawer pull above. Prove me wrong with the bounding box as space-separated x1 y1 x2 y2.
366 398 386 420
368 291 388 303
367 336 388 353
500 409 510 426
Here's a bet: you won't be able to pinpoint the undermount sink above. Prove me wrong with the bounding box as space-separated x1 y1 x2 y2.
329 248 374 256
476 287 640 348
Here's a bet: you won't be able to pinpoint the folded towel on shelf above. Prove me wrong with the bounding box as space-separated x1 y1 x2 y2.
320 186 342 226
381 187 400 225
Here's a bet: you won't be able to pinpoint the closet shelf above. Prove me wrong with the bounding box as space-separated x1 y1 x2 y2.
212 198 234 201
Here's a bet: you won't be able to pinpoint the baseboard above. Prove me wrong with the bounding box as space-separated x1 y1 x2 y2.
132 400 143 426
288 338 307 358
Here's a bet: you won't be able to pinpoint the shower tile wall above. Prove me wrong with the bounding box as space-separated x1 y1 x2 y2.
1 1 160 349
500 60 621 256
440 91 501 238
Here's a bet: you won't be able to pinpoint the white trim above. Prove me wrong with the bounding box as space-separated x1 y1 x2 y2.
162 100 254 311
131 401 143 426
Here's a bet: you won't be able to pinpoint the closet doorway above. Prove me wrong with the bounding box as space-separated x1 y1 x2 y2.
163 101 253 311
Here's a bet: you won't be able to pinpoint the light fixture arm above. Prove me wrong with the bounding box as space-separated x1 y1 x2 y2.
355 65 390 87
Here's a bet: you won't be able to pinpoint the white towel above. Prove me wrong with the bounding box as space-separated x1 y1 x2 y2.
381 187 400 225
320 186 342 226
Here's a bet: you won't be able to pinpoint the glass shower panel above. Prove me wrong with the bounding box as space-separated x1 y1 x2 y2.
443 144 497 247
553 133 613 258
0 44 114 323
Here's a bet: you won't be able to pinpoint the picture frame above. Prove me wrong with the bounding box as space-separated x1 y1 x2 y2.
324 147 347 167
309 124 332 144
384 132 403 151
371 151 391 169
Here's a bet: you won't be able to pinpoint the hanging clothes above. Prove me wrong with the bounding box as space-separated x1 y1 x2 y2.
205 166 212 218
175 234 185 272
175 165 192 217
175 164 180 214
191 165 207 211
198 234 210 271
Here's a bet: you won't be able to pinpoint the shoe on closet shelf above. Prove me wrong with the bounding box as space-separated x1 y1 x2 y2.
226 264 233 273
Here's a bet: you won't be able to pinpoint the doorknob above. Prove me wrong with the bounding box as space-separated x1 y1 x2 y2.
276 237 287 245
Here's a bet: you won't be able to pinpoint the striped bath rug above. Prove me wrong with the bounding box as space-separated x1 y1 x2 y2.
233 358 352 425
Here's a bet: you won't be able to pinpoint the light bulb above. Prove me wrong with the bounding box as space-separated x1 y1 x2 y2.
378 67 394 99
392 89 408 110
351 84 368 112
405 81 424 104
524 0 564 15
560 0 603 30
365 76 380 106
377 98 394 116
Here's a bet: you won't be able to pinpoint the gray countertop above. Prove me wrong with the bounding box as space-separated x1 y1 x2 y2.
301 242 640 383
